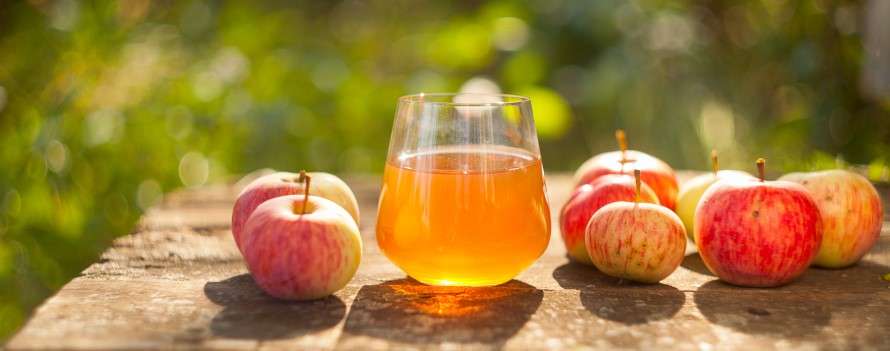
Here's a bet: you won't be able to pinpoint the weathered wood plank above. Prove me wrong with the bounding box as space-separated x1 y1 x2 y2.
6 174 890 350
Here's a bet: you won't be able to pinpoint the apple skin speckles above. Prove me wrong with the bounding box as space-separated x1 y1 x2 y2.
676 170 754 242
585 202 686 283
231 171 360 253
695 178 822 287
779 170 883 268
574 150 679 210
241 195 362 300
560 174 660 265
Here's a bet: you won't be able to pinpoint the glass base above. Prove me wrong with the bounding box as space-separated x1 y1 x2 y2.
409 274 516 287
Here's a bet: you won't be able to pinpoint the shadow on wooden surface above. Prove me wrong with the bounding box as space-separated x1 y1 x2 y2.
203 274 346 340
693 280 831 338
550 261 617 290
552 262 685 324
681 253 716 277
693 260 890 342
341 278 542 347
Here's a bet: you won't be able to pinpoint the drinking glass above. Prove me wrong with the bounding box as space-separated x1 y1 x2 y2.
376 93 551 287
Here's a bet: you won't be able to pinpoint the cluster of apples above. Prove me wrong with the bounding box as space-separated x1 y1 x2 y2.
231 171 363 300
689 158 882 287
561 131 686 283
561 130 884 287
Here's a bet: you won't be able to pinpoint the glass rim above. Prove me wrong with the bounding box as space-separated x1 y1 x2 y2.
397 93 530 106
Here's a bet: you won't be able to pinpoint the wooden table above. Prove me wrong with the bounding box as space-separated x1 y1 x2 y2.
6 174 890 350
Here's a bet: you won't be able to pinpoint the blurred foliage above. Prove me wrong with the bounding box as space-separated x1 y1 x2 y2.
1 0 889 340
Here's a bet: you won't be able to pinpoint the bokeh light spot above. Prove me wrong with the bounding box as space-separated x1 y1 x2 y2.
648 13 695 53
136 179 163 210
699 101 736 150
458 76 502 96
179 152 209 187
427 21 492 69
193 71 224 102
84 109 122 146
49 0 79 31
492 17 529 51
501 51 545 87
518 86 570 139
45 140 68 174
867 159 889 182
212 47 250 83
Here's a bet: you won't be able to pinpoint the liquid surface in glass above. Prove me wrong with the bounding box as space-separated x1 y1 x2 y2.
376 145 551 286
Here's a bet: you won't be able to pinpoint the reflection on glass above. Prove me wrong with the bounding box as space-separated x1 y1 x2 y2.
377 93 551 287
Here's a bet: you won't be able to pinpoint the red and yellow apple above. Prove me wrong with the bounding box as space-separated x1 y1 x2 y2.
695 159 823 287
779 170 883 268
232 171 359 251
584 171 686 283
241 194 362 300
560 174 659 264
573 130 679 210
676 150 752 241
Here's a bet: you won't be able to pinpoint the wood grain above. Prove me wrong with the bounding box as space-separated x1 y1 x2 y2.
6 174 890 350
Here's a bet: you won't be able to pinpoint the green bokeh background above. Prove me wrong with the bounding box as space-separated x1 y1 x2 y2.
1 0 888 340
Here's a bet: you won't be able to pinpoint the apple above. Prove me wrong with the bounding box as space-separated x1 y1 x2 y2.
584 170 687 283
676 150 753 241
241 193 362 300
779 170 883 268
560 174 659 265
573 130 679 210
695 159 822 287
232 171 360 251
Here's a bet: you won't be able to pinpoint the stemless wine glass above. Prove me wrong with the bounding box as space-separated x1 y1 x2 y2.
376 93 551 287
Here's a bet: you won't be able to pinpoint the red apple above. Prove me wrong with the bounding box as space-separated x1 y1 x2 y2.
573 130 679 210
560 174 659 265
676 150 753 241
779 170 883 268
232 171 359 252
584 170 687 283
241 194 362 300
695 159 823 287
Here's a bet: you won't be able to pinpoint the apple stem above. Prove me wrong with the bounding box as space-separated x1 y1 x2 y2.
615 129 627 161
633 169 641 203
756 158 765 182
711 149 719 174
298 170 311 214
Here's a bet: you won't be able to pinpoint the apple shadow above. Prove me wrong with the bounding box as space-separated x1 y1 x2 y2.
680 253 715 277
552 262 685 325
203 274 346 340
692 279 830 338
693 259 890 340
340 278 542 347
